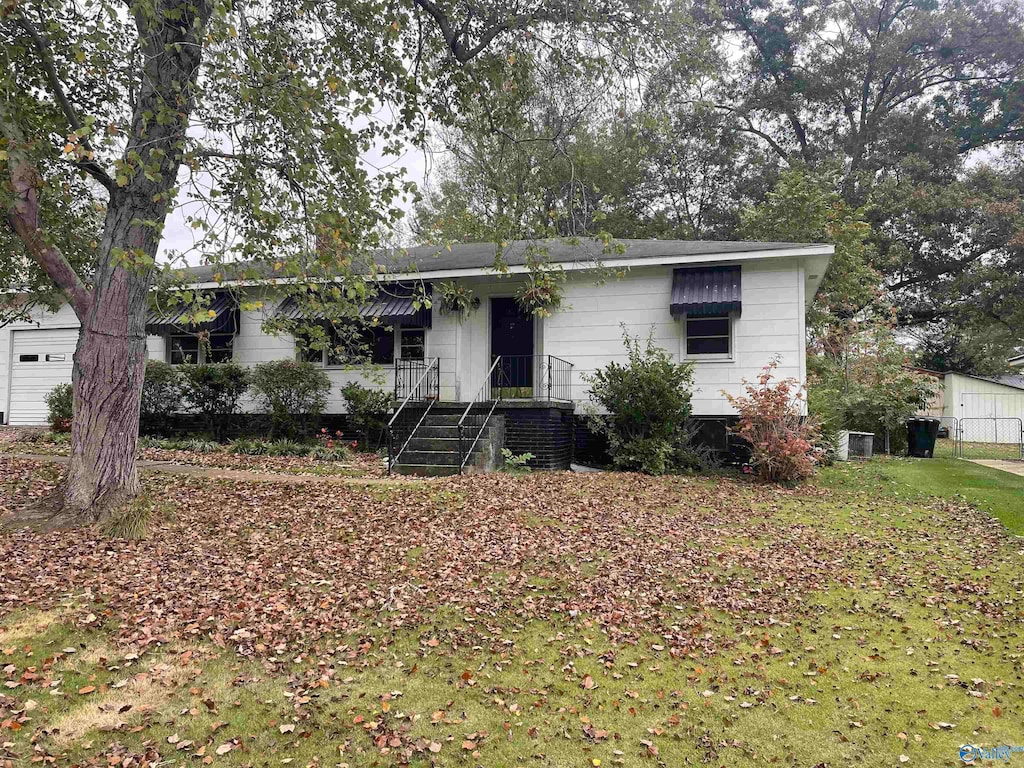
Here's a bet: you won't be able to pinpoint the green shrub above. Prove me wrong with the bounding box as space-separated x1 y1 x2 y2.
250 360 331 438
264 439 310 457
341 382 392 449
141 436 221 453
227 436 348 461
179 363 250 441
140 360 182 434
808 324 936 454
584 328 696 475
501 448 534 474
307 443 350 461
228 437 270 455
182 438 222 453
45 383 74 433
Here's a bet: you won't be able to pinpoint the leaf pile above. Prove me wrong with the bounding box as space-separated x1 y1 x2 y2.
0 456 1019 663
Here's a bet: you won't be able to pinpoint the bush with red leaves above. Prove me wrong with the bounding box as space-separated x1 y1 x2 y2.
725 359 823 483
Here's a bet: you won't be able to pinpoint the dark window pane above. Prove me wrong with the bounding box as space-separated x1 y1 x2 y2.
298 345 324 364
371 326 394 364
687 336 730 355
294 327 327 365
169 336 200 365
207 334 234 363
18 354 39 362
686 317 730 337
324 324 393 365
400 329 425 360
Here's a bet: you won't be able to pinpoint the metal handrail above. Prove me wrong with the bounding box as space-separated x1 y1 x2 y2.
458 356 505 473
386 357 438 473
489 354 574 401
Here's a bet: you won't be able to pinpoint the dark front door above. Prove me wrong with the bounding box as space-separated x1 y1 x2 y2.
490 297 534 393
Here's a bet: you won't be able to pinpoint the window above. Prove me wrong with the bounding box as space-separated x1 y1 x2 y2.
18 354 39 363
685 315 731 357
45 353 66 362
400 328 425 360
296 323 395 366
168 334 234 364
205 334 235 363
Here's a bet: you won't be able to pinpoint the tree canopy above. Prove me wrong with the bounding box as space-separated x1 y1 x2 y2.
0 0 670 524
416 0 1024 372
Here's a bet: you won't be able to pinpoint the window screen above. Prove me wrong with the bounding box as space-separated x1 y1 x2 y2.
685 315 730 356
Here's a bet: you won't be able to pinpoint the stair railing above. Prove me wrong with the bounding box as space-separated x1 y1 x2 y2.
457 355 506 474
386 357 439 474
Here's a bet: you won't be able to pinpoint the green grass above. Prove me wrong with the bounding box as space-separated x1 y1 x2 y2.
4 586 1020 768
4 461 1024 766
823 457 1024 535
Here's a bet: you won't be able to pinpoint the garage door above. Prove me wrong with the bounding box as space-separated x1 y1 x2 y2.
8 328 78 425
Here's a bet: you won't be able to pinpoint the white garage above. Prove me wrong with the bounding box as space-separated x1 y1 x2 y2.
5 328 77 425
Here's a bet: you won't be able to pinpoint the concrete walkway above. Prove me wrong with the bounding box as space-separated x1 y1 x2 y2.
969 459 1024 477
0 452 420 485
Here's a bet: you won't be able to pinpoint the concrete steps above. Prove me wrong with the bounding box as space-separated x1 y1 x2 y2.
392 411 504 476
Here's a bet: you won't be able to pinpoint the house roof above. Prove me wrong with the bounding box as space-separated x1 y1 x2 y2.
948 371 1024 392
178 239 832 285
982 374 1024 391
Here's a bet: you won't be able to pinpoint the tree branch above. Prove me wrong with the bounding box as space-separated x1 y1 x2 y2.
14 11 115 193
411 0 559 63
2 146 93 319
714 104 791 161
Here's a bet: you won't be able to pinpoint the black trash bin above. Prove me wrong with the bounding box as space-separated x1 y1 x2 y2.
907 417 941 458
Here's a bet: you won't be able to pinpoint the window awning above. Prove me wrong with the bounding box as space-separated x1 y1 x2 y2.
670 265 741 318
146 292 238 335
274 283 432 328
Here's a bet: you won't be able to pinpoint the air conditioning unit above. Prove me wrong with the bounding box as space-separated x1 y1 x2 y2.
836 430 875 461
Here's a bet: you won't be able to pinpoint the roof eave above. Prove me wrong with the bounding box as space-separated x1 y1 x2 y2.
180 244 835 291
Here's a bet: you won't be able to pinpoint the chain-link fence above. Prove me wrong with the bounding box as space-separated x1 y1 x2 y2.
932 416 961 459
957 417 1024 461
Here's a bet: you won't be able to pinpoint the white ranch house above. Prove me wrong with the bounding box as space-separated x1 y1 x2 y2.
0 239 832 471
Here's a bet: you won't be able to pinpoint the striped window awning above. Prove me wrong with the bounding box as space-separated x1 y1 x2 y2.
146 292 238 335
275 283 432 327
670 265 741 318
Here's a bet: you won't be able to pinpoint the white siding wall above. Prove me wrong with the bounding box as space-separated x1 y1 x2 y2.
428 305 459 402
2 258 811 422
233 297 398 413
544 260 805 416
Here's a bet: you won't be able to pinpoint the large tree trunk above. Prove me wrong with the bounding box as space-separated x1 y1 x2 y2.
59 264 151 525
2 0 212 529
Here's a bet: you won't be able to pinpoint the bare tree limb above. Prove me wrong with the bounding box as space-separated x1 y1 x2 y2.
411 0 560 63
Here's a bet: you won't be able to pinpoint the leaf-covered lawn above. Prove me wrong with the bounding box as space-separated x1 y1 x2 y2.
1 456 1021 767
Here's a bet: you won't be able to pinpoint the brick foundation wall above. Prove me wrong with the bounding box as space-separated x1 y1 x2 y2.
572 415 747 467
497 404 574 470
